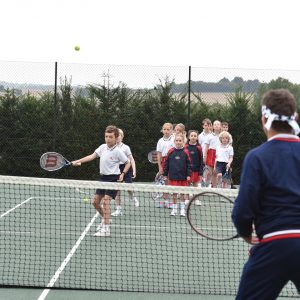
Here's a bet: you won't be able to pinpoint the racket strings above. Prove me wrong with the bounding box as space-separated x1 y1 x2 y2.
188 193 237 240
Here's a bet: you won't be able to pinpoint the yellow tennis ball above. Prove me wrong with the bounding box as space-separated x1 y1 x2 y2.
83 198 89 204
74 45 80 51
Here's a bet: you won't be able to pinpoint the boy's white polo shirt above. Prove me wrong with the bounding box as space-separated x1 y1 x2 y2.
95 144 128 175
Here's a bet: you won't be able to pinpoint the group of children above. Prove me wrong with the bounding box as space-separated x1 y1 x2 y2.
71 119 234 236
158 120 234 216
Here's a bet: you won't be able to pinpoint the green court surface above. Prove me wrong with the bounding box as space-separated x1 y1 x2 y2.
0 288 297 300
0 178 298 299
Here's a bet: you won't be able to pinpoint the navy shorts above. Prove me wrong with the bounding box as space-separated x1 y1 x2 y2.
119 164 133 183
215 161 227 175
236 238 300 299
96 174 119 199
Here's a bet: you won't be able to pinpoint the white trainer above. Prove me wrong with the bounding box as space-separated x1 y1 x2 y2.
96 221 103 231
195 200 202 206
170 208 177 216
133 197 139 207
94 229 111 237
111 209 123 216
180 209 186 217
96 219 112 231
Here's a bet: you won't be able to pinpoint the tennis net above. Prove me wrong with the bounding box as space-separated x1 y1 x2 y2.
0 175 298 297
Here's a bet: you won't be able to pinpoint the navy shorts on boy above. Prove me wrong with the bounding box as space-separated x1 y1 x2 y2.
96 174 119 199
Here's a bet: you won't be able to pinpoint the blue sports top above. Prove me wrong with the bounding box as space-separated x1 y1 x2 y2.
163 147 192 180
232 134 300 239
184 143 203 173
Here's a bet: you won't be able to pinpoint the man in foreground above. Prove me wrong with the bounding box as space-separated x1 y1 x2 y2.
232 89 300 299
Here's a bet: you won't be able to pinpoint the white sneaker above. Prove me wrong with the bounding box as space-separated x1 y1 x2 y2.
111 209 123 216
94 229 111 237
133 197 139 207
96 221 103 231
180 209 186 217
170 208 177 216
195 200 202 206
97 219 112 230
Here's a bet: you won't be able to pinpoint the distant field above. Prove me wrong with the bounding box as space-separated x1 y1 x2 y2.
176 92 255 104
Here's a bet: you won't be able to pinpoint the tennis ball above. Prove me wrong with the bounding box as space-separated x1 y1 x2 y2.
83 198 89 204
74 45 80 51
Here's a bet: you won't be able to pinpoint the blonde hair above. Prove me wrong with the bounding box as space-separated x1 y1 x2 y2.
161 122 173 131
118 128 124 139
175 123 185 132
219 131 231 141
174 132 185 141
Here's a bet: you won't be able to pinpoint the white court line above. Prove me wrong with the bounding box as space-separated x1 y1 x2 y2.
37 212 99 300
0 197 35 218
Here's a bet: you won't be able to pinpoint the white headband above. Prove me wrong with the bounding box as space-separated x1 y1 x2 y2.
261 105 300 135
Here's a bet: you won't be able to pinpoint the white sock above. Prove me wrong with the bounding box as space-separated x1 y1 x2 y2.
173 204 178 210
116 205 122 211
180 203 185 210
103 224 110 231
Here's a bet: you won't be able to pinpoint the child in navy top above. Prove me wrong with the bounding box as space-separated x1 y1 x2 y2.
164 133 191 216
232 89 300 299
185 130 203 187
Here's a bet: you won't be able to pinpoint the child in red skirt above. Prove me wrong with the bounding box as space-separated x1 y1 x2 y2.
163 133 191 216
203 120 222 187
185 130 203 187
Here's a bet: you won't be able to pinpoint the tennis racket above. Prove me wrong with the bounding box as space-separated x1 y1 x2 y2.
186 191 238 241
200 165 210 187
222 170 232 186
40 152 80 171
151 172 165 202
148 150 158 164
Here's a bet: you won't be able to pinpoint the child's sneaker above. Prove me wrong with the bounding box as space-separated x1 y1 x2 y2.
180 209 186 217
94 228 111 237
133 197 139 207
111 208 123 216
170 208 177 216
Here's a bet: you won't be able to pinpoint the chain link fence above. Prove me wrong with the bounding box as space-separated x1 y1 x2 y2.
1 61 300 182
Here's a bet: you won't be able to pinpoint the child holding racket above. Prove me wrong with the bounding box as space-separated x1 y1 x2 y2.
221 121 233 145
203 120 222 188
185 130 203 187
198 118 212 187
111 128 139 217
232 89 300 299
72 125 131 237
214 131 233 189
156 122 174 175
156 123 174 207
163 133 191 216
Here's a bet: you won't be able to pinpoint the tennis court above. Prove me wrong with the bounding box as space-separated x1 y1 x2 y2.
0 176 298 299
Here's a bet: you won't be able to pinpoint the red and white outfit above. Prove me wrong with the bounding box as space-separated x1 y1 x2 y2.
198 131 211 156
156 135 174 170
205 133 220 167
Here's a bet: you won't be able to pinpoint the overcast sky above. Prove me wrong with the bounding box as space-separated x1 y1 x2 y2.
1 0 300 87
1 0 300 69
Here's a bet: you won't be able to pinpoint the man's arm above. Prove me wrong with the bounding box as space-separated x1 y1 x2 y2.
232 151 262 240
